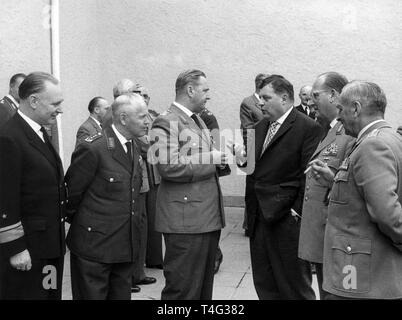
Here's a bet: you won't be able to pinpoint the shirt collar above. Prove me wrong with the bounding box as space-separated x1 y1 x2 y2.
357 119 384 141
18 110 42 136
6 94 19 108
173 101 194 117
330 118 338 128
89 115 101 128
275 106 293 125
111 124 130 150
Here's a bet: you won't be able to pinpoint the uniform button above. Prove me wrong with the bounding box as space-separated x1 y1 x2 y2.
109 178 114 182
61 201 64 205
132 200 135 204
132 212 135 216
305 196 308 201
2 214 7 219
88 227 92 232
306 186 310 190
184 196 188 201
132 188 135 192
61 218 64 222
346 246 352 253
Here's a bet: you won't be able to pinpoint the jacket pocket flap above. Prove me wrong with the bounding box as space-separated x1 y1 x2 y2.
334 169 349 182
168 192 203 203
332 235 371 254
99 171 124 182
76 214 110 234
327 158 340 170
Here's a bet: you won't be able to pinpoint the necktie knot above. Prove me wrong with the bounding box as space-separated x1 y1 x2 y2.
260 121 280 158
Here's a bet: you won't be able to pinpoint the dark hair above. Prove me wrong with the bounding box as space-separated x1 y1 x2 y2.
10 73 27 87
255 73 269 91
318 72 348 93
175 69 206 94
18 72 59 100
259 74 294 101
88 96 106 113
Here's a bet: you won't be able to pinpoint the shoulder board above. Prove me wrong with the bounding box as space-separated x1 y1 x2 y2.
336 123 344 135
367 128 380 138
0 99 4 104
84 132 102 143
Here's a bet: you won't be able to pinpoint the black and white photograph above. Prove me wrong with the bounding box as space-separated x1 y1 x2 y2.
1 0 402 309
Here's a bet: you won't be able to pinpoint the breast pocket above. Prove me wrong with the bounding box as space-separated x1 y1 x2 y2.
331 235 371 293
93 171 126 201
330 169 350 204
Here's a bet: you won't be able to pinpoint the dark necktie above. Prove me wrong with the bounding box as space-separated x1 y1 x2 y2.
40 127 60 176
125 141 133 164
191 114 202 130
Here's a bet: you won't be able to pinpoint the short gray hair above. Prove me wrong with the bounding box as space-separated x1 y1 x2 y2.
112 93 144 121
19 72 59 100
317 72 348 93
341 81 387 115
113 79 136 99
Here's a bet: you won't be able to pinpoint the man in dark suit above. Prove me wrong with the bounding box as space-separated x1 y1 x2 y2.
75 96 110 147
311 81 402 299
295 85 315 119
0 72 66 299
0 73 26 128
233 75 321 299
150 69 227 300
298 72 354 299
65 93 149 300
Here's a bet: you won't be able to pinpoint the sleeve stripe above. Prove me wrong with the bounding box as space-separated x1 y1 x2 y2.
0 222 25 244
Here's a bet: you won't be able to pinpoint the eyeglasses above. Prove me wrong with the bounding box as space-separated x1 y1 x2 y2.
311 90 328 100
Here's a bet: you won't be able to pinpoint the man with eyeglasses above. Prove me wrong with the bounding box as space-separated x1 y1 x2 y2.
298 72 354 299
309 81 402 299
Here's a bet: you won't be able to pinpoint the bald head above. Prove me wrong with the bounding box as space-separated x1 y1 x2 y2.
112 93 149 139
113 79 136 99
299 85 312 105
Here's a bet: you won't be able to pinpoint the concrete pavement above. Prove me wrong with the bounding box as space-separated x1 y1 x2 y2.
62 207 319 300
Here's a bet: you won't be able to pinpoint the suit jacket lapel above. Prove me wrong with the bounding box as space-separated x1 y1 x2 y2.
266 108 296 148
311 121 341 159
16 114 60 172
255 118 270 159
170 104 211 147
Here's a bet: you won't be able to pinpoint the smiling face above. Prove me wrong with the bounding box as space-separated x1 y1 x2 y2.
31 81 64 125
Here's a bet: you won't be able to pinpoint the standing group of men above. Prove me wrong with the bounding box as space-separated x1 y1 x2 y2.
1 68 402 301
236 72 402 300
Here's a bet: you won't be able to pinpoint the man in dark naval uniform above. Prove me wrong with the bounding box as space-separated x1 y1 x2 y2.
0 73 26 128
65 93 150 300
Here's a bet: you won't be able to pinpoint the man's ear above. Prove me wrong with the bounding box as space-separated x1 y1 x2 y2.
353 101 362 117
281 93 289 104
119 112 127 125
94 106 100 114
186 84 194 98
329 89 338 104
29 95 38 110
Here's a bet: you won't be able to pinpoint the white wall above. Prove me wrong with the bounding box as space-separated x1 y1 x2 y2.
2 0 402 196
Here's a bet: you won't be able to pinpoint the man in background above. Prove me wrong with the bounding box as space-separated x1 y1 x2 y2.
75 96 110 147
295 85 315 119
0 73 26 127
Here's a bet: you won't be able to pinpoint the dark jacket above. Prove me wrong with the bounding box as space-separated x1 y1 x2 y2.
65 126 143 263
0 96 18 128
0 113 66 259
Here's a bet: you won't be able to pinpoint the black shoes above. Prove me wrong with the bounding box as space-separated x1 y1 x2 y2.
136 276 157 285
131 285 141 293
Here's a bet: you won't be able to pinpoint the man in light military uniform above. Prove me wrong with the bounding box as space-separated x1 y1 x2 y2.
65 93 149 300
150 69 227 300
298 72 354 299
311 81 402 299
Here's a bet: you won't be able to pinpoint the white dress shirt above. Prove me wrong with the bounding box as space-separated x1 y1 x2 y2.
18 110 44 142
112 124 130 153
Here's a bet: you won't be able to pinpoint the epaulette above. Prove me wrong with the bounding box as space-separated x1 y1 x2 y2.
367 128 380 138
336 123 344 135
0 99 4 104
84 132 102 143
